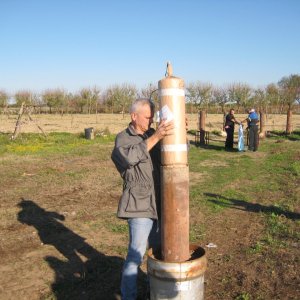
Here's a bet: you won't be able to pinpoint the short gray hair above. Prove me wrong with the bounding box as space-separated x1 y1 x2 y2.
130 98 155 114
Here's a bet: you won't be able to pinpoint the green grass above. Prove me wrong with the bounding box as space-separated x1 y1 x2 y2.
107 223 128 234
188 135 299 261
286 161 300 176
263 211 299 247
190 223 206 242
235 292 251 300
268 130 300 141
247 241 264 254
0 132 115 156
189 145 259 212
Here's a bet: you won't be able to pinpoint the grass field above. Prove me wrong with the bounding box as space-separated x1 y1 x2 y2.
0 124 299 299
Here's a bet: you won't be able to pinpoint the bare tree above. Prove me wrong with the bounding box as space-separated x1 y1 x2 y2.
104 84 137 116
0 90 8 114
80 88 92 114
250 88 269 138
228 83 252 112
69 93 84 113
63 92 73 114
266 83 281 114
29 93 45 113
212 86 228 114
250 88 267 113
42 89 66 114
15 90 33 107
278 74 300 134
103 86 117 114
186 82 213 112
140 83 159 109
91 86 101 114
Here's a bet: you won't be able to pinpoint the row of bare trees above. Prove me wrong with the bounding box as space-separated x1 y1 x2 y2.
0 84 141 115
1 74 299 119
183 74 300 134
185 74 300 115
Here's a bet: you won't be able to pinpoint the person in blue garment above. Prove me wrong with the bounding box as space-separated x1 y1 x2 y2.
237 123 245 152
242 108 260 151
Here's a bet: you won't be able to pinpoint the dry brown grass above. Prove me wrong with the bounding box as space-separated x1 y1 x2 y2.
1 113 299 134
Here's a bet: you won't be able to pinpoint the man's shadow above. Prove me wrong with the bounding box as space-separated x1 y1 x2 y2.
17 199 147 300
204 193 300 220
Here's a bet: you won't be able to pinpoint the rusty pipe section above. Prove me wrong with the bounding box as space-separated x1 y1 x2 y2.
161 165 189 261
158 68 187 166
158 63 190 262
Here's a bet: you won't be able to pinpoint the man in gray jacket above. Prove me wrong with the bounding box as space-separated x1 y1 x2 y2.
111 98 173 300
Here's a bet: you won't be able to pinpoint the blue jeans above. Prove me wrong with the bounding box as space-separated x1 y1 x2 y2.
121 218 160 300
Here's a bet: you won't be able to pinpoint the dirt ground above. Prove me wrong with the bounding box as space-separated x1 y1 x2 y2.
0 114 299 300
1 112 300 135
0 144 298 300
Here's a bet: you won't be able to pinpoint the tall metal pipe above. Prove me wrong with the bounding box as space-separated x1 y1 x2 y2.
147 63 207 299
158 62 190 262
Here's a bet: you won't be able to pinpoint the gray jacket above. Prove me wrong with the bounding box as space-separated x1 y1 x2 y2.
111 124 161 219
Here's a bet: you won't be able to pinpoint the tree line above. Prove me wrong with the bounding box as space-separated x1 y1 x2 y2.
0 74 299 117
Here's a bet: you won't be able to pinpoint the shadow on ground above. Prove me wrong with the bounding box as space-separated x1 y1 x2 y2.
268 130 300 141
17 199 148 300
204 193 300 220
190 141 228 151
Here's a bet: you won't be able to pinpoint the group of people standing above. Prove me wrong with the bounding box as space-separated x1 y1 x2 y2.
224 108 260 152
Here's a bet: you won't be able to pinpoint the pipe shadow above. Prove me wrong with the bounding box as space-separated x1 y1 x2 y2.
17 198 148 300
204 193 300 220
189 140 228 151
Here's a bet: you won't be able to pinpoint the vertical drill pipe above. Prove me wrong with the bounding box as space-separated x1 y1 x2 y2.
161 165 190 261
158 71 190 262
159 77 187 166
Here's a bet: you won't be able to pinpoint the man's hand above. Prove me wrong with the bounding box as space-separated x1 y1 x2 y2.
155 119 174 140
147 120 174 151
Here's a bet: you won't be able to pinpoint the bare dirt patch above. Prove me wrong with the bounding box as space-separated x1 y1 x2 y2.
189 171 209 186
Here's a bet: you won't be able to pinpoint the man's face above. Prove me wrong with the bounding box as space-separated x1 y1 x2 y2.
131 104 154 134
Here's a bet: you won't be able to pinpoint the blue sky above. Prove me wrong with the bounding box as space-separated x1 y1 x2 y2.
1 0 299 95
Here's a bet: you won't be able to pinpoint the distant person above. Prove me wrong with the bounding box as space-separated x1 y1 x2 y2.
242 108 259 151
111 98 173 300
224 108 240 150
237 123 245 152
